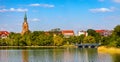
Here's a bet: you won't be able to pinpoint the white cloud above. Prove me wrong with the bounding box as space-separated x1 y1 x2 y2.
29 3 54 8
31 18 40 22
0 8 28 12
113 0 120 3
89 7 115 13
29 3 41 6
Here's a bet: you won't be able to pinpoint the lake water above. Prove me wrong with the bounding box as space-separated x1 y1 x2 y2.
0 48 120 62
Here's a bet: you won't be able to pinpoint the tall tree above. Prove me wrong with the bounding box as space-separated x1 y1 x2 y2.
87 29 96 36
113 25 120 36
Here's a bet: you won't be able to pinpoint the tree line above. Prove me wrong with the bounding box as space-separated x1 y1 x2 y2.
0 25 120 47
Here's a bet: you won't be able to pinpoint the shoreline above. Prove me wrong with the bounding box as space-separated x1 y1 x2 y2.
98 46 120 54
0 45 77 49
1 45 120 54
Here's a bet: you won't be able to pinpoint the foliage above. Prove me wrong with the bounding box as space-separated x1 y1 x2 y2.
83 36 96 43
77 35 85 43
113 25 120 36
0 25 120 47
87 29 96 36
53 35 63 46
101 25 120 47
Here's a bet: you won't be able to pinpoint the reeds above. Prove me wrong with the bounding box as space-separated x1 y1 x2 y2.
98 46 120 54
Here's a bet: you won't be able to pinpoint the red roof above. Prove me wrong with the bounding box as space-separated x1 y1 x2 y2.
62 30 74 35
0 31 9 36
95 30 105 33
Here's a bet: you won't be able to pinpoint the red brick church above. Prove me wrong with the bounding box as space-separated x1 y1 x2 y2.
21 12 30 35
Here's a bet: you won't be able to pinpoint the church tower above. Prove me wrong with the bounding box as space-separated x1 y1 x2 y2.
21 12 29 35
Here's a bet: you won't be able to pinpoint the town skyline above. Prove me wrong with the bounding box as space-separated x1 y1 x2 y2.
0 0 120 32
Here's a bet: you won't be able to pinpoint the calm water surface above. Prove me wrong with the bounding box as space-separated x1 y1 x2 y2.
0 48 120 62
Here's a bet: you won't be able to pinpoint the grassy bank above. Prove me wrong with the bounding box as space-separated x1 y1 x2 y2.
0 45 77 49
98 46 120 54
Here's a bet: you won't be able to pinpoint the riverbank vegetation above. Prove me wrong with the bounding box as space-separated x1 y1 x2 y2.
98 46 120 54
100 25 120 48
0 31 83 46
0 25 120 48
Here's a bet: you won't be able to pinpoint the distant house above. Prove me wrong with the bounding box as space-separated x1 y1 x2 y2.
0 31 9 38
78 30 88 36
62 30 74 38
95 30 112 36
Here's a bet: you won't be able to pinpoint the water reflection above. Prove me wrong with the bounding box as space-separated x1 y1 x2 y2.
0 50 8 62
22 50 28 62
98 53 112 62
63 48 74 62
0 48 119 62
111 54 120 62
0 49 22 62
75 48 98 62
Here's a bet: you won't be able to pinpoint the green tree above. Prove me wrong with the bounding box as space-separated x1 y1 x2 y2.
87 29 96 36
113 25 120 36
77 35 85 44
87 29 101 43
0 39 7 46
116 38 120 47
53 35 63 46
95 33 101 43
106 25 120 47
26 34 31 46
101 36 109 45
83 36 96 43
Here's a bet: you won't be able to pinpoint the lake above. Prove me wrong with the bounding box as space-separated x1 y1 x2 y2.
0 48 120 62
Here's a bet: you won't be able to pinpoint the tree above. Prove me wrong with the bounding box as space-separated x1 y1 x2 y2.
87 29 96 36
101 36 109 45
113 25 120 36
77 35 85 44
94 33 101 43
26 34 31 46
116 38 120 47
53 35 63 46
87 29 102 43
83 36 96 43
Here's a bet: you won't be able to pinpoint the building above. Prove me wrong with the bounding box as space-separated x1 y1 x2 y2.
0 31 9 38
78 30 88 36
95 30 112 36
62 30 74 38
21 12 30 35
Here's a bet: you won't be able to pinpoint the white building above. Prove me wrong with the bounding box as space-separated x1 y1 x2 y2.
78 30 88 36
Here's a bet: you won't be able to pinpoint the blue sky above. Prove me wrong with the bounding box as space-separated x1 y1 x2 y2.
0 0 120 33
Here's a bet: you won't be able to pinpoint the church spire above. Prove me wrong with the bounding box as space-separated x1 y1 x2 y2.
21 12 29 35
24 12 27 22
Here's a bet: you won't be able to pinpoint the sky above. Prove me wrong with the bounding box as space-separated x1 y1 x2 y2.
0 0 120 33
